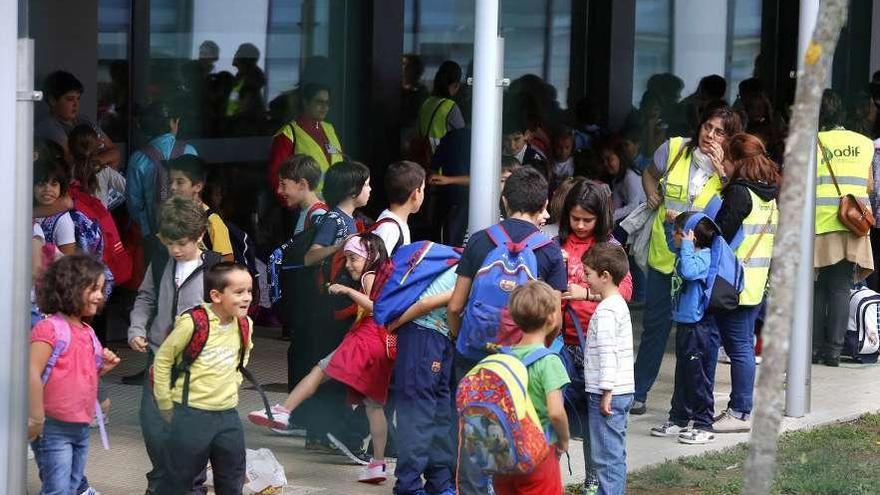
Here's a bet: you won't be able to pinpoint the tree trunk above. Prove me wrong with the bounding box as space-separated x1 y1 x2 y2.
742 1 848 493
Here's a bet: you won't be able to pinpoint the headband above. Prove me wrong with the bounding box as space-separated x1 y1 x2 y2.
343 236 369 259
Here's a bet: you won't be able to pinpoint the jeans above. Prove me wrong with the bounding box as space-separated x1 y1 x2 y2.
716 305 761 416
669 318 720 430
452 351 490 495
31 418 90 495
634 268 673 403
813 260 855 359
587 393 633 495
559 344 595 482
393 323 455 494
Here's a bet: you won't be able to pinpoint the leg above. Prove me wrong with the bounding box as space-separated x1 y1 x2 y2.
690 318 719 430
282 365 331 412
68 423 90 495
718 307 759 416
588 393 633 495
812 266 830 360
364 401 387 460
209 411 247 495
140 370 170 493
31 419 74 495
159 406 216 495
634 269 673 403
826 260 855 359
668 324 693 426
560 344 594 485
423 336 456 494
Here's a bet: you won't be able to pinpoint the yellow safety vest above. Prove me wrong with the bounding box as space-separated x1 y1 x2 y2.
226 79 244 117
815 129 873 235
277 121 343 190
735 190 777 306
648 137 723 274
418 96 455 150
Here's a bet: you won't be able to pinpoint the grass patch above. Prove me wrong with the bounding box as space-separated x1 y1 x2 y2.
568 414 880 494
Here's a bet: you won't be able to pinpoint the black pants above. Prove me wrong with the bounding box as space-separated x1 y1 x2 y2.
868 228 880 292
158 405 245 495
813 260 855 359
669 318 720 430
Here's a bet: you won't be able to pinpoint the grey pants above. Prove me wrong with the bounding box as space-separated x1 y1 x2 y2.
812 260 854 358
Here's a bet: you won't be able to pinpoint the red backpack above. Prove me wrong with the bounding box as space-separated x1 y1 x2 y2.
69 183 133 286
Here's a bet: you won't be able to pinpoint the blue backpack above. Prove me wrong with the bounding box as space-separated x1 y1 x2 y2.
456 224 553 361
372 241 462 325
40 209 114 293
680 212 744 318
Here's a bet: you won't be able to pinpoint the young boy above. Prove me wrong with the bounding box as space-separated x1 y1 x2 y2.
153 262 254 494
373 160 425 255
128 196 221 493
581 242 635 495
276 154 327 236
167 154 234 261
650 212 720 445
502 114 546 174
493 280 571 495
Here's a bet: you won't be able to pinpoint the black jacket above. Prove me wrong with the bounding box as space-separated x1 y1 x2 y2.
715 178 779 244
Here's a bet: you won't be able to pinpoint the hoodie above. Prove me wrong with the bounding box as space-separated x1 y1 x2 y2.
715 178 779 245
671 239 712 324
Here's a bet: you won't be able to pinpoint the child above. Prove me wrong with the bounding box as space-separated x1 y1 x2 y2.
29 255 121 494
373 160 425 254
68 124 127 210
493 280 571 495
167 154 234 262
498 157 523 220
387 262 458 495
249 234 392 484
558 179 633 494
33 157 78 255
581 242 635 495
502 115 546 174
650 212 720 445
153 262 254 494
276 154 328 236
128 196 221 492
549 129 575 195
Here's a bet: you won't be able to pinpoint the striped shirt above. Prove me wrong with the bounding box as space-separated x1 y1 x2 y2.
584 294 635 395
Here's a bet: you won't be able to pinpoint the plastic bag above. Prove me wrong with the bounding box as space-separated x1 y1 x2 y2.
205 448 288 494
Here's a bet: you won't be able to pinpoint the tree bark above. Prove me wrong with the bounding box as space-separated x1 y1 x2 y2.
742 1 848 493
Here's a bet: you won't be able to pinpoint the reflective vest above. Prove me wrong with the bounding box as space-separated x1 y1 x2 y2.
648 137 723 274
277 121 343 189
226 79 244 116
734 190 777 306
815 129 873 235
418 96 455 149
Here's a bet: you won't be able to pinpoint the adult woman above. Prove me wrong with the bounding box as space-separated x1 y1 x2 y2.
268 83 343 194
812 90 874 367
712 133 779 433
597 136 647 225
632 103 743 415
417 60 465 151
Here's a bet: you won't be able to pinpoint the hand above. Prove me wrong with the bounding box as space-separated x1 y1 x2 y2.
684 230 696 242
555 438 569 457
600 391 613 417
665 209 680 223
129 336 148 353
386 319 401 334
647 190 663 210
327 284 349 296
28 417 44 441
100 348 121 375
709 142 726 174
429 175 453 186
159 408 173 424
562 283 589 302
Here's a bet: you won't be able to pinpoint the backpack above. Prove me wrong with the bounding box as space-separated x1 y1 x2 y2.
141 140 188 208
203 209 261 314
683 212 744 314
149 306 275 421
372 241 462 325
70 184 133 286
845 287 880 364
456 224 553 360
456 347 553 475
40 209 114 293
267 202 327 304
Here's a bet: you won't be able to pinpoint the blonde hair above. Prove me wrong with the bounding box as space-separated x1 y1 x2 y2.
508 280 559 333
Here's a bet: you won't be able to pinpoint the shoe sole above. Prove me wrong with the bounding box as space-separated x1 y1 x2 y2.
270 427 305 437
713 426 751 433
326 433 370 466
678 437 714 445
630 408 646 415
247 413 288 430
357 476 387 484
650 429 686 437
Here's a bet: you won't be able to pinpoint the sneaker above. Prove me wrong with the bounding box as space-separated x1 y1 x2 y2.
358 460 387 484
755 355 763 365
27 445 34 460
305 438 337 453
678 429 715 445
326 432 371 465
630 400 646 415
712 410 751 433
650 422 689 437
270 425 305 437
247 404 290 430
824 355 840 367
79 488 102 495
583 478 599 495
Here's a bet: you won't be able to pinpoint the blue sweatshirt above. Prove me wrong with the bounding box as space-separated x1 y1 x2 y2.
671 239 712 324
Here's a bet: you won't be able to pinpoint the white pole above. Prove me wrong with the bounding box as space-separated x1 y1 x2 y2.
468 0 502 233
785 0 820 418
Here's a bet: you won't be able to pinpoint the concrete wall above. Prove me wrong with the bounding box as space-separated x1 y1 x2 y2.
29 0 98 120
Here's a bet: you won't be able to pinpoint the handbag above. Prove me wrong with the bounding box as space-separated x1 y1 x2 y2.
819 139 874 236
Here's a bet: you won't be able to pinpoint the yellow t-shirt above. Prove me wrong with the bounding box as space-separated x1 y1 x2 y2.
153 304 253 411
203 204 233 257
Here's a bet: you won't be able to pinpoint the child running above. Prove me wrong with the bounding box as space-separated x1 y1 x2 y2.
249 233 394 484
29 255 121 495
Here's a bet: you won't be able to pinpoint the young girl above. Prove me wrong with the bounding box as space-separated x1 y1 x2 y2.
557 179 633 494
249 234 394 484
33 157 78 255
29 255 120 494
68 124 126 210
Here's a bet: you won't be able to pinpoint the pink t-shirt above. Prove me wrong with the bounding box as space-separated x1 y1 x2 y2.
31 317 100 424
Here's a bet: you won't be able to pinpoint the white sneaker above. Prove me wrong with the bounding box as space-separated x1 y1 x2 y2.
650 422 689 437
713 410 751 433
79 487 102 495
270 426 305 437
755 355 763 364
326 432 371 465
27 445 34 460
678 429 715 445
357 460 387 484
247 404 290 430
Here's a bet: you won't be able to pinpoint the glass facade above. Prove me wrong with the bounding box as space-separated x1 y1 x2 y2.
632 0 672 106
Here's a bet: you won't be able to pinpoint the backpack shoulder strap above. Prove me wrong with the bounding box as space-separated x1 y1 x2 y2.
141 144 164 167
304 202 328 230
370 217 406 254
170 140 188 159
178 306 211 406
236 316 250 370
41 315 72 384
521 230 553 251
520 347 554 367
485 224 511 247
565 306 587 350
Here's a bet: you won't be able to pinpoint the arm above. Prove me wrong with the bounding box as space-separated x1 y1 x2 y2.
128 262 158 351
430 175 471 186
125 153 151 233
613 172 648 222
329 273 374 312
618 270 634 302
593 308 620 393
446 275 472 340
304 243 341 267
206 214 235 261
714 185 752 244
546 389 570 453
388 291 453 332
28 341 52 440
268 133 294 197
447 104 466 131
152 314 196 413
677 240 712 281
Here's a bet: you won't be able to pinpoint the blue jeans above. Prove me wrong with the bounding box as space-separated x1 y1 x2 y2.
587 393 633 495
669 318 720 430
634 268 673 402
716 305 761 416
31 418 90 495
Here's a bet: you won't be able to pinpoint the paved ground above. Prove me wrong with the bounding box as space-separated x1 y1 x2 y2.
27 311 880 494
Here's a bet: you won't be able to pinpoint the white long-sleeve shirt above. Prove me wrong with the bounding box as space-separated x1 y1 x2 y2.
584 294 635 395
